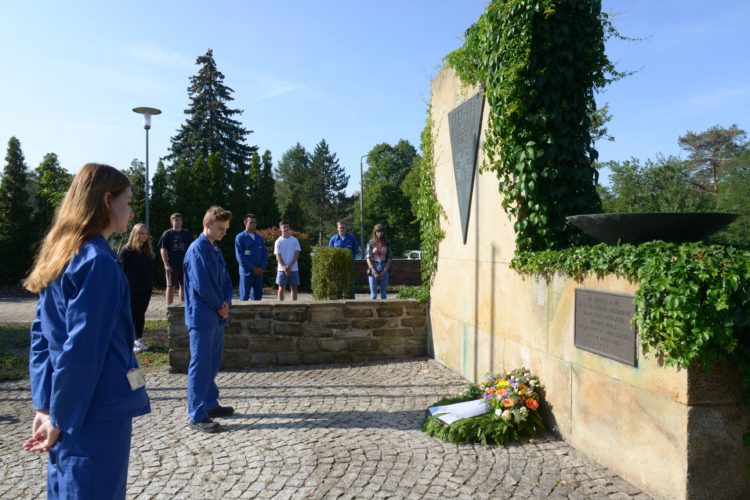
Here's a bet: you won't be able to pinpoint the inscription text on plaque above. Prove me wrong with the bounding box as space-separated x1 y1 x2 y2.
574 289 637 366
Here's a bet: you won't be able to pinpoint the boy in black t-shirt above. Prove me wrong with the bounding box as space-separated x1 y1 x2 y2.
157 213 194 305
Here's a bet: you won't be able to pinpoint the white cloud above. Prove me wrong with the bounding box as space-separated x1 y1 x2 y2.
124 43 192 68
253 76 300 101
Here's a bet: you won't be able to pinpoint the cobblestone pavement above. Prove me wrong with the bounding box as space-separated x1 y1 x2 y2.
0 360 649 499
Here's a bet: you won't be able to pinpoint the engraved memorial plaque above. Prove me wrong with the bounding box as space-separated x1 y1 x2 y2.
448 91 484 244
574 289 637 366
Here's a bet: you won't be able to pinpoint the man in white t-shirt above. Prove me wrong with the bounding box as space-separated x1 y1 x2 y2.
273 220 301 301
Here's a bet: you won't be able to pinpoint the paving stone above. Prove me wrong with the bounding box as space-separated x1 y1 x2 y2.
0 359 650 499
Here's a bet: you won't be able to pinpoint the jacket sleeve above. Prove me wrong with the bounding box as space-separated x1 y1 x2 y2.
224 269 233 306
50 257 120 434
185 245 223 312
234 234 246 269
29 302 51 411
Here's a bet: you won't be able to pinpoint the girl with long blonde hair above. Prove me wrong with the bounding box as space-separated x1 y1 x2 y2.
119 223 155 352
23 163 151 499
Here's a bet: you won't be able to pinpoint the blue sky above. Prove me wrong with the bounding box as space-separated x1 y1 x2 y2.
1 1 748 193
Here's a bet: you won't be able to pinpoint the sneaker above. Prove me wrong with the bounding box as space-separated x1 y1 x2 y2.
207 405 235 418
189 418 221 433
134 339 149 351
133 346 143 354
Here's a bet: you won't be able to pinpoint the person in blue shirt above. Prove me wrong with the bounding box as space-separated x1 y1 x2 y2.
327 220 358 258
184 206 235 433
234 213 268 301
22 163 151 499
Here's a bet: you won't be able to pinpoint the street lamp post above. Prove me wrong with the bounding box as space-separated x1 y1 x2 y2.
132 106 161 227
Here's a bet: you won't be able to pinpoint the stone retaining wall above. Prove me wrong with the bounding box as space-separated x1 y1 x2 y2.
168 300 428 372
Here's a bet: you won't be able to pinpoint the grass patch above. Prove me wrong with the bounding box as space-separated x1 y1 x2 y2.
0 321 171 381
0 323 30 381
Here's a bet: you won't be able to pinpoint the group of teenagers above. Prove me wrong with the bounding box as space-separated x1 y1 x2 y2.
21 163 395 498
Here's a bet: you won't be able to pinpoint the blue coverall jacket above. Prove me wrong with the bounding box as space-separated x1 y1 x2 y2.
29 234 151 498
235 230 268 273
184 234 233 331
29 234 151 434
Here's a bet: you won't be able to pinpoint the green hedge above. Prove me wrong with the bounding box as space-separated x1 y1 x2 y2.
311 247 355 300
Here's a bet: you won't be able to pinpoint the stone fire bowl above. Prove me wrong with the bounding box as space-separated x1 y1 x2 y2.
566 212 738 245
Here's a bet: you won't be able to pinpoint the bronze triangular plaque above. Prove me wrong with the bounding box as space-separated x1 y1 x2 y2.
448 91 484 243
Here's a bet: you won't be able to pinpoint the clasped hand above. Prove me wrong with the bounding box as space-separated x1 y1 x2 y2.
218 301 230 319
22 410 60 454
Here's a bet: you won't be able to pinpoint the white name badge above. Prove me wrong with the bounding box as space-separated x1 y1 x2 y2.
127 368 146 391
244 250 251 255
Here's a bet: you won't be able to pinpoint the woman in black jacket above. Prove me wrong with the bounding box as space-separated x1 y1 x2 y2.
119 223 154 352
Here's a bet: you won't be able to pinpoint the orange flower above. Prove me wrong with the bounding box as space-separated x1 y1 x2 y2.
502 398 514 408
525 398 539 411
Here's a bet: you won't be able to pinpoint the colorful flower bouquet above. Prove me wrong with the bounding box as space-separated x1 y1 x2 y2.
423 368 545 445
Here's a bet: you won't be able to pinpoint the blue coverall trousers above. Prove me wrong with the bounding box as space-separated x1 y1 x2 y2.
239 271 263 301
187 323 225 422
47 418 132 499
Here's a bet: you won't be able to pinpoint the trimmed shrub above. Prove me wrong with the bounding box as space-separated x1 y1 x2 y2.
311 247 354 300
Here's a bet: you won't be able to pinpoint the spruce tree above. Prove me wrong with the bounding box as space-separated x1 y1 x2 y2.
275 143 310 229
0 137 34 285
124 159 146 226
306 139 349 245
34 153 72 235
150 159 172 236
166 48 256 175
257 150 280 229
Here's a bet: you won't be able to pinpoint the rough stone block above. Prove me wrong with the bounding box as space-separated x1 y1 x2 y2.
222 350 250 368
276 352 302 365
303 324 335 338
302 352 350 365
347 338 378 352
250 352 276 365
248 337 297 353
298 338 320 353
169 351 189 373
404 304 427 317
343 306 375 318
321 320 349 330
274 322 304 336
228 309 256 321
223 335 249 349
333 329 370 339
687 403 750 499
377 306 404 318
170 331 189 349
274 307 308 322
350 318 388 330
401 317 426 328
309 307 346 323
245 319 272 336
688 360 744 405
319 339 347 352
373 328 412 338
